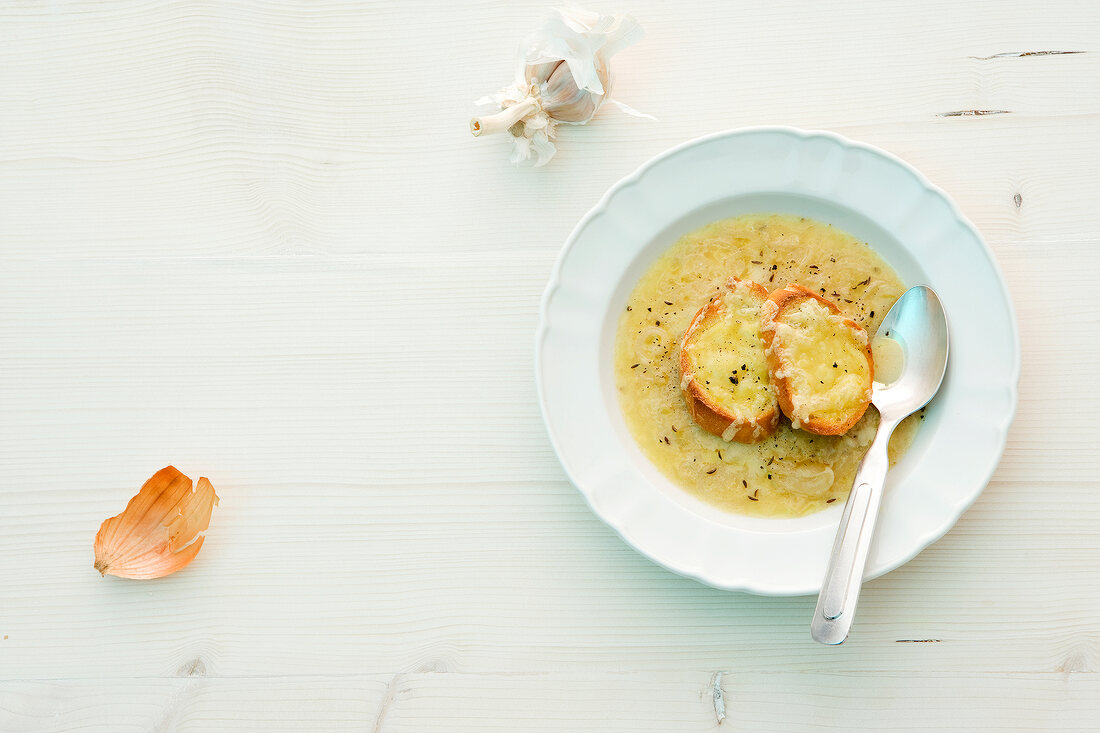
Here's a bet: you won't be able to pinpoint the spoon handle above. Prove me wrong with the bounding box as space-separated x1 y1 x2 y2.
811 419 896 645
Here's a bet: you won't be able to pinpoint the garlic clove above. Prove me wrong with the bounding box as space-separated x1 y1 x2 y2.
525 60 560 87
471 7 647 166
540 61 605 123
94 466 219 579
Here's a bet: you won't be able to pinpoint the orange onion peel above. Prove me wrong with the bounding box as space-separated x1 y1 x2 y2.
94 466 219 579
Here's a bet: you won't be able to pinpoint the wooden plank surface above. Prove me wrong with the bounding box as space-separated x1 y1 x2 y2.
2 0 1098 729
2 673 1099 732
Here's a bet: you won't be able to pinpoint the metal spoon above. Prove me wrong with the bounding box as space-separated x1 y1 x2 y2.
811 285 949 645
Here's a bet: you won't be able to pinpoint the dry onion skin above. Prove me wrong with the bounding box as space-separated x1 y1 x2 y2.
94 466 218 579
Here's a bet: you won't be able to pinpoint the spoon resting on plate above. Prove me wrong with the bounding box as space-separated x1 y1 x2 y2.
811 285 949 645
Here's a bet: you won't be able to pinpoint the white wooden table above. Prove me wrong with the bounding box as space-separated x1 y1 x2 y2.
1 1 1097 730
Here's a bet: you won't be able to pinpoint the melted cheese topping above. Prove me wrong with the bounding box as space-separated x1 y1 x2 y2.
770 298 871 427
682 283 773 424
613 214 920 518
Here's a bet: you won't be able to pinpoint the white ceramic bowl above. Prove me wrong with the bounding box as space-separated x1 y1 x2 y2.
536 127 1019 596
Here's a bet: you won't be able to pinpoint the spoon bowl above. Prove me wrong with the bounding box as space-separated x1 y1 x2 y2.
811 285 949 644
873 286 950 419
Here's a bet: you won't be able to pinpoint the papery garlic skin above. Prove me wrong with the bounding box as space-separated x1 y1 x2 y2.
471 7 647 166
94 466 219 579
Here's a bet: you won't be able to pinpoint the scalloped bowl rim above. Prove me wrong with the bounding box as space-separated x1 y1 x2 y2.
535 126 1019 595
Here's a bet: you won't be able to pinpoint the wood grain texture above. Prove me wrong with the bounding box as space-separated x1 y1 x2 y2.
1 0 1098 729
2 673 1099 732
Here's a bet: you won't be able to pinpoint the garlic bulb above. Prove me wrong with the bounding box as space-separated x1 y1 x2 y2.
94 466 218 579
471 8 650 166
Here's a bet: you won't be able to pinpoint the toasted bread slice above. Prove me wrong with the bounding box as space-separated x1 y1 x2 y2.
761 284 873 435
679 278 780 443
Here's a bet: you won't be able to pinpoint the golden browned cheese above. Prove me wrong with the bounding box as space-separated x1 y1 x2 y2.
679 278 779 443
762 285 873 435
613 214 920 518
